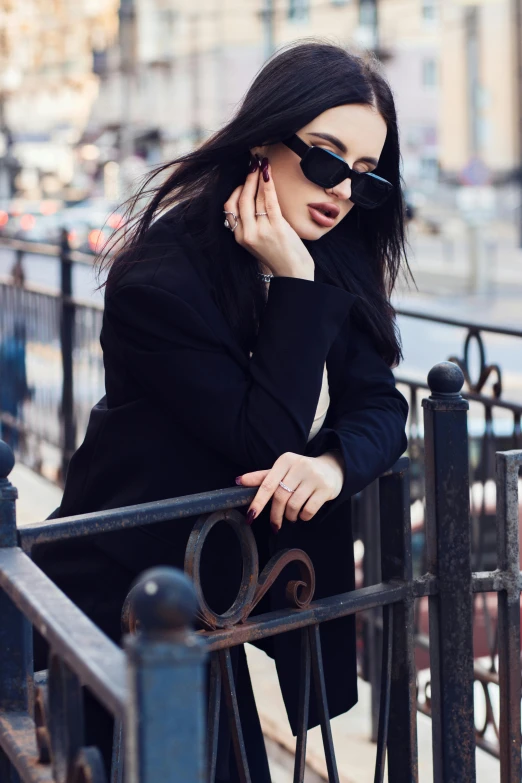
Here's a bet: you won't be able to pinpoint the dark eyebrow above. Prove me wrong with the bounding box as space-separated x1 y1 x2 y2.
306 131 379 167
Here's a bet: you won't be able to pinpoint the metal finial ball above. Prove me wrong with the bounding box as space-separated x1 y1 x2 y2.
129 566 198 634
0 440 15 479
427 362 465 397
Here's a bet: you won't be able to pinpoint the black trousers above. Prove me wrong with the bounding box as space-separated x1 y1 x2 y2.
32 532 271 782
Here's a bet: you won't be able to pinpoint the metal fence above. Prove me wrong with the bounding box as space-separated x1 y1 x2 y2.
0 362 521 782
357 308 522 758
0 236 103 483
1 236 522 777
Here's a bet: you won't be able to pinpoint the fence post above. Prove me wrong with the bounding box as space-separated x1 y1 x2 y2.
422 362 476 782
0 440 33 782
124 566 207 783
59 229 76 484
496 450 522 782
359 480 382 742
379 458 418 781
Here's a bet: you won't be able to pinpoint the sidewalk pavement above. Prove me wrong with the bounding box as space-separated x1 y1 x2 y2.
13 463 501 782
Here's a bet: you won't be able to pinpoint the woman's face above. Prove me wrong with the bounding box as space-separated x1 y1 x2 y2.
251 103 388 241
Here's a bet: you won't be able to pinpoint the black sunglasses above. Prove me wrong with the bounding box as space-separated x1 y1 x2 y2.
282 134 393 210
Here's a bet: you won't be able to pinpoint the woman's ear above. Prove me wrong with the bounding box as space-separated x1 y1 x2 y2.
249 146 266 160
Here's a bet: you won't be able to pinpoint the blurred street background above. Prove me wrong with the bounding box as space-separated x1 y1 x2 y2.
0 2 521 781
0 0 521 381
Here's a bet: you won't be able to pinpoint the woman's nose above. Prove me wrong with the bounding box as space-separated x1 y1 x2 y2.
330 177 352 201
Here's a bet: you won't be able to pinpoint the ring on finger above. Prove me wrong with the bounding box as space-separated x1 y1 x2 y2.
279 480 296 493
255 211 268 216
223 210 240 231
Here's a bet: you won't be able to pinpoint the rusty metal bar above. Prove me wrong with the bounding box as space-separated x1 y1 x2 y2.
207 654 221 783
379 461 418 782
495 450 522 782
18 487 257 552
422 362 476 783
203 581 407 651
0 713 53 782
293 629 311 783
0 443 34 783
359 479 382 742
373 604 392 783
308 624 339 783
219 649 250 783
0 548 126 719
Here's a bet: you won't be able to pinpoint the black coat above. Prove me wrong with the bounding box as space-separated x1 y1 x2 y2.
37 204 408 734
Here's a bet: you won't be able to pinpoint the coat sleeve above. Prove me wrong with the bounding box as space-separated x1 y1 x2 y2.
305 324 409 515
103 276 356 473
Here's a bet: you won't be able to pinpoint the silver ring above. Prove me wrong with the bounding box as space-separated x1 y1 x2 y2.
255 212 268 216
223 211 239 231
279 480 295 493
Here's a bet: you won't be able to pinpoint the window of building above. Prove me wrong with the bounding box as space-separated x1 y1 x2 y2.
359 0 376 27
288 0 309 21
422 58 437 87
422 0 437 23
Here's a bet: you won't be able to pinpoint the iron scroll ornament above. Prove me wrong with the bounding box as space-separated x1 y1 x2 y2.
184 509 316 630
448 328 502 398
122 509 317 634
120 509 318 783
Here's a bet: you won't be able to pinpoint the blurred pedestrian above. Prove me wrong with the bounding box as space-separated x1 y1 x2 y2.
0 321 29 450
34 41 412 780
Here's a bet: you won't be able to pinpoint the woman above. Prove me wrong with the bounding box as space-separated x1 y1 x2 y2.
34 41 410 780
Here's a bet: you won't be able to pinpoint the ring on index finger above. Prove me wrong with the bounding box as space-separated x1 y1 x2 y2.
223 211 240 232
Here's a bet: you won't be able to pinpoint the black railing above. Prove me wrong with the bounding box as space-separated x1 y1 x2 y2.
0 236 103 483
357 307 522 757
0 440 207 783
0 364 521 781
1 236 522 774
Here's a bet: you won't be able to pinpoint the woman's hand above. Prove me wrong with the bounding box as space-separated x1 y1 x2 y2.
236 451 345 532
223 155 315 281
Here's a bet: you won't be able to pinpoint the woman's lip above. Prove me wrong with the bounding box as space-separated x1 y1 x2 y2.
307 205 337 228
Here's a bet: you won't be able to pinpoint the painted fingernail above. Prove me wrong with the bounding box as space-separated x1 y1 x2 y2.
235 476 243 485
255 154 262 167
248 155 258 174
246 509 257 525
261 157 269 182
270 522 279 535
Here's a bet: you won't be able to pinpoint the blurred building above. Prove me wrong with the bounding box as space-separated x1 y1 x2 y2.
0 0 119 200
82 0 443 199
2 1 520 202
440 0 519 184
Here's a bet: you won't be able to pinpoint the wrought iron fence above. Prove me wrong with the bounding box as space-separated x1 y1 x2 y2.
0 236 103 483
0 441 207 783
1 236 522 776
362 308 522 761
0 363 521 782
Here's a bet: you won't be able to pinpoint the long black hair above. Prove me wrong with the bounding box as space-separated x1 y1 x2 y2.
99 39 413 367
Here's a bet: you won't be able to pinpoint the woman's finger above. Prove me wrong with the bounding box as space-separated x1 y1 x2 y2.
268 470 309 530
223 185 243 234
245 454 297 523
281 484 314 524
237 469 269 487
260 160 283 221
238 159 261 235
299 489 331 522
255 162 268 218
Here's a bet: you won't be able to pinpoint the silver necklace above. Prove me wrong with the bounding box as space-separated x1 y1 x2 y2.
257 271 274 282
